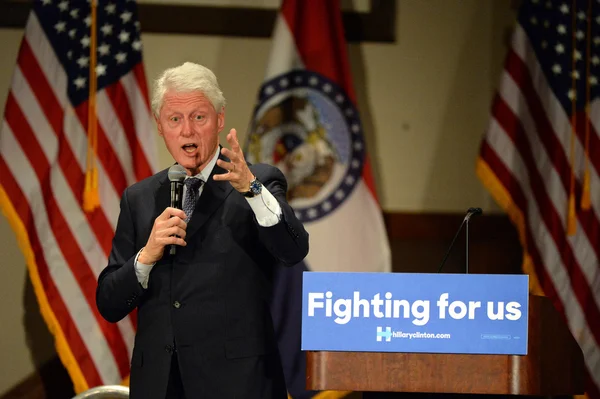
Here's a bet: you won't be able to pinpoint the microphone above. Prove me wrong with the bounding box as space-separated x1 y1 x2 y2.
168 164 187 255
437 207 483 274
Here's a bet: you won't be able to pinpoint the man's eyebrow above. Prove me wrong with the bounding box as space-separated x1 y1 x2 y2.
163 103 212 113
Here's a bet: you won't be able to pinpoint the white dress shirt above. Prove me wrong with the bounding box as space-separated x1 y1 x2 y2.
134 147 282 288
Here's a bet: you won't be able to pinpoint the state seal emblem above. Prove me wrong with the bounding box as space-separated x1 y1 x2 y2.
246 70 365 223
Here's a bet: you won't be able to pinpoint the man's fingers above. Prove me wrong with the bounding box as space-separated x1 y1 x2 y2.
156 215 187 231
160 207 186 221
162 226 186 239
153 226 186 247
213 171 234 181
167 216 187 229
160 236 187 247
220 147 236 162
224 128 242 157
216 158 236 172
226 128 236 144
229 128 241 152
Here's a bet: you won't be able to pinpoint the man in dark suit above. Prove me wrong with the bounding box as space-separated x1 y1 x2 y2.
96 62 309 399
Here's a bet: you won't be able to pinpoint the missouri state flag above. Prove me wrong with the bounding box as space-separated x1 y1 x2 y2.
245 0 392 397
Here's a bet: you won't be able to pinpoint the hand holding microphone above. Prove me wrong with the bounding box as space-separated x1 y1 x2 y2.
138 165 188 264
138 207 188 264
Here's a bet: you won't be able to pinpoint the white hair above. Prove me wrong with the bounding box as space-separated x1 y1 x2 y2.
151 62 226 116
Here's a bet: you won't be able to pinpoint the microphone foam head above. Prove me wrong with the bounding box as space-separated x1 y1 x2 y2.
467 207 483 215
168 164 187 182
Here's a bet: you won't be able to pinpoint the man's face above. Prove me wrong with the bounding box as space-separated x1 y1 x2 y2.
156 90 225 176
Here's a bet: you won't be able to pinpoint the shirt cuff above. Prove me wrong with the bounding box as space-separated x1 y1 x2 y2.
245 186 282 227
134 247 155 289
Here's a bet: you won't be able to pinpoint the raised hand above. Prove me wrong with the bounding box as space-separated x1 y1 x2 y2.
214 128 254 193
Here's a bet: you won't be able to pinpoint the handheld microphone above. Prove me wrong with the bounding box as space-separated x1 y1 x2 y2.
168 164 187 255
437 207 483 274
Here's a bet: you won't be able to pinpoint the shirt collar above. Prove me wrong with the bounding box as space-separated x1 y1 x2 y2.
186 145 220 182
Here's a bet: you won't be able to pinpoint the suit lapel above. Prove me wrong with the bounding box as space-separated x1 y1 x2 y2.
185 157 234 239
154 171 171 222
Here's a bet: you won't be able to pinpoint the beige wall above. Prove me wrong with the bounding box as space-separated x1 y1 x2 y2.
0 0 515 394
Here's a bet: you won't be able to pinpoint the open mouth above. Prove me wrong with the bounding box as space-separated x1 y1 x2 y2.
182 143 197 153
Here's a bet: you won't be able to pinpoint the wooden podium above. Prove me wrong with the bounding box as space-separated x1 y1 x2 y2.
305 295 584 397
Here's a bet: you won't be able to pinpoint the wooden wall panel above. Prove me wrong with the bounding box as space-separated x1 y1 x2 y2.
385 212 522 275
0 0 396 43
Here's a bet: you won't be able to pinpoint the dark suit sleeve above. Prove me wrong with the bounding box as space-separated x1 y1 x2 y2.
252 164 309 266
96 188 145 323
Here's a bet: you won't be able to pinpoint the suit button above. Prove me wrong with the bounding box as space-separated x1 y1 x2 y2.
173 301 181 309
165 344 174 354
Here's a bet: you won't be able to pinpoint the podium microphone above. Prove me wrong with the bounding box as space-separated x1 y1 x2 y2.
168 164 187 255
437 207 483 274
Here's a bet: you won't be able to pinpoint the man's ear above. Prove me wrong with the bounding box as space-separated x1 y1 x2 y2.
154 114 163 136
217 107 225 133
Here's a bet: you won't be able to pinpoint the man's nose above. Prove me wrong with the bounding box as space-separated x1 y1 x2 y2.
181 118 193 137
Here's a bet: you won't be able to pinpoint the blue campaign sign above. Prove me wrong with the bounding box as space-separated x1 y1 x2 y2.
301 272 529 355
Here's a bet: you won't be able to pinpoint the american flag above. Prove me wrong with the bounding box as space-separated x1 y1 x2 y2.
0 0 157 392
477 0 600 397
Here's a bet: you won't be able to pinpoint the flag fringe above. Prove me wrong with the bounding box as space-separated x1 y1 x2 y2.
83 167 100 213
287 390 352 399
0 185 89 394
311 390 353 399
475 157 544 296
83 0 100 213
582 169 592 210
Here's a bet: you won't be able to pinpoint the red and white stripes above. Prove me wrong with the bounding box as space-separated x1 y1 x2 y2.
0 12 156 391
478 24 600 399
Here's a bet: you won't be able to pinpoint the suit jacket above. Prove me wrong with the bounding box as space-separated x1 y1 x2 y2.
96 157 309 399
